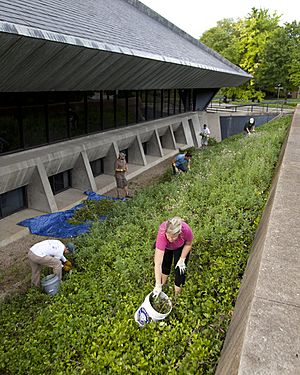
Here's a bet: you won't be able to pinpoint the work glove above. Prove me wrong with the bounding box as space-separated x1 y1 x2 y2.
63 260 72 272
175 258 186 275
152 283 162 297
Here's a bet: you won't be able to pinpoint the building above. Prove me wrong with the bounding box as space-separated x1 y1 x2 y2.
0 0 250 223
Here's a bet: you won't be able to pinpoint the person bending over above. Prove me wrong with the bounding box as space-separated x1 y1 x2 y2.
153 217 193 296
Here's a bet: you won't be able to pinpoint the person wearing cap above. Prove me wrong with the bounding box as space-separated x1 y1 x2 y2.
27 240 75 287
153 217 193 296
114 152 131 198
200 124 211 147
172 151 192 174
244 117 255 136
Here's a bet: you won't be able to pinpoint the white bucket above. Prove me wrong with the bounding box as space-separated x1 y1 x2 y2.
41 274 60 296
134 291 172 327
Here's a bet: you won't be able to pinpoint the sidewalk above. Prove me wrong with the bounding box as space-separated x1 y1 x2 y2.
216 106 300 374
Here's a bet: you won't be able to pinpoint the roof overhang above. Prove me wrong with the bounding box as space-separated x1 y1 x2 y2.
0 22 251 92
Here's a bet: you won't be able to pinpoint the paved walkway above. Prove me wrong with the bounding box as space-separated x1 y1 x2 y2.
216 106 300 374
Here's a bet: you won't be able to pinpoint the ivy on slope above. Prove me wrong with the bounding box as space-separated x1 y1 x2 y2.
0 117 290 375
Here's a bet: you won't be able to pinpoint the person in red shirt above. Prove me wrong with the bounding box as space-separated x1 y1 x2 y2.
153 217 193 296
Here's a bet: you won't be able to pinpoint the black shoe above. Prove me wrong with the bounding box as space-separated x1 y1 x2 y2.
125 195 133 198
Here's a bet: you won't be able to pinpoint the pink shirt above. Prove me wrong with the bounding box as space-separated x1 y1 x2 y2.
155 221 193 251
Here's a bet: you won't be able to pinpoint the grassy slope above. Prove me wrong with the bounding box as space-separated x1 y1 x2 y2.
0 116 291 375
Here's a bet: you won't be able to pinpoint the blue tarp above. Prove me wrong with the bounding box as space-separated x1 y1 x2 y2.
18 191 124 238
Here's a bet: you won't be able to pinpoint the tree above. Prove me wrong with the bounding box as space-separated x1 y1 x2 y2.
255 27 291 93
200 19 241 65
200 8 299 100
286 22 300 93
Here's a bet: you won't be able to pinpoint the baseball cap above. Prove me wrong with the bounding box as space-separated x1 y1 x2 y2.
66 242 75 253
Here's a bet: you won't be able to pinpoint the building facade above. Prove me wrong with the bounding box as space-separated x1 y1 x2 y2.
0 0 250 220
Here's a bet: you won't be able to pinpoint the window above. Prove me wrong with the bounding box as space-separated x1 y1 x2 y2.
22 93 47 148
103 90 116 130
146 90 155 121
0 93 22 154
137 91 146 122
116 91 127 128
87 91 102 133
90 158 104 177
47 92 68 142
127 91 137 125
0 187 27 219
67 92 86 137
49 170 72 195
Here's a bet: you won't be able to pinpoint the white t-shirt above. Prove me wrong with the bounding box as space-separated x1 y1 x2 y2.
30 240 67 262
201 127 210 136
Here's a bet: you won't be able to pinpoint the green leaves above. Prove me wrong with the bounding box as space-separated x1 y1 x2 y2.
0 117 290 374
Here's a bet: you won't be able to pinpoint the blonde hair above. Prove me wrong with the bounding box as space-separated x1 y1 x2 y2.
165 217 183 236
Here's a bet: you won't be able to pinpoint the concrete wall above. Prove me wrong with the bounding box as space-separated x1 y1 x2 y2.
215 106 300 374
0 112 202 213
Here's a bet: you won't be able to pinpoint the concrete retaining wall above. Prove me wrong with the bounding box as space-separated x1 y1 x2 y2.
215 106 300 374
0 112 202 213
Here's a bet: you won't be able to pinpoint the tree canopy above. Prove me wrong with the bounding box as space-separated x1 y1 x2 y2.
200 8 300 100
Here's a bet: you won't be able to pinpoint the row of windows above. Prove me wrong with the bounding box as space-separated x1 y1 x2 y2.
0 89 195 155
0 152 125 218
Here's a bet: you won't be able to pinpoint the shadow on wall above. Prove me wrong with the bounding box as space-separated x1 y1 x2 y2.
220 115 277 140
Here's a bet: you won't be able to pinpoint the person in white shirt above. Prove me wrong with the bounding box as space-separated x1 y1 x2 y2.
200 124 211 147
28 240 75 287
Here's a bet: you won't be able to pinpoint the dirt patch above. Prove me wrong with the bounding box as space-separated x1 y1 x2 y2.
0 157 173 300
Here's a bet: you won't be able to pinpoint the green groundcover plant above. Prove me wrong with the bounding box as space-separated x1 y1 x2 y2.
0 116 290 375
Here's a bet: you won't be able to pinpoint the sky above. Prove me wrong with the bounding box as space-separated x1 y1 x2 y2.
140 0 300 39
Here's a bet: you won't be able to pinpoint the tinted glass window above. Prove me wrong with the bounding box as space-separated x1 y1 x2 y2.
87 91 102 133
116 91 127 128
0 187 27 218
22 93 47 148
155 90 162 119
47 92 68 142
146 90 155 121
49 170 71 195
137 91 146 122
127 91 137 125
67 92 86 137
0 93 22 154
103 91 116 130
90 158 104 176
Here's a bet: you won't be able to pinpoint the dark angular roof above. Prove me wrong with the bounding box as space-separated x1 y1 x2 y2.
0 0 251 91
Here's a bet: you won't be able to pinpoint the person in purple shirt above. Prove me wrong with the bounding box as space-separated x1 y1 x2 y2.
153 217 193 296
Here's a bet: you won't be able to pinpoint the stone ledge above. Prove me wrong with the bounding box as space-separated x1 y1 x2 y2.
216 105 300 374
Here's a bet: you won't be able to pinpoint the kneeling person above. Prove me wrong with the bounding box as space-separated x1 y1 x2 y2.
172 151 192 174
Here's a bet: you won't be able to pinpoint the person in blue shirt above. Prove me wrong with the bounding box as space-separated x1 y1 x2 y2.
172 151 192 174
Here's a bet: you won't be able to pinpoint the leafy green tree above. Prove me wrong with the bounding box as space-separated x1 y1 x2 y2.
200 19 241 65
255 27 291 93
286 22 300 92
237 8 280 76
255 21 300 95
200 8 300 100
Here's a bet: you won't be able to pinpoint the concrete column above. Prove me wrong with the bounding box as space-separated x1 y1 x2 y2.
160 125 177 150
104 142 119 175
181 117 194 146
189 113 202 148
129 136 147 165
27 159 58 213
172 122 187 146
147 130 163 157
72 151 97 192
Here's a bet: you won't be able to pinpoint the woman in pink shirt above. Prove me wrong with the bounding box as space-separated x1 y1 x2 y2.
153 217 193 296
